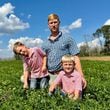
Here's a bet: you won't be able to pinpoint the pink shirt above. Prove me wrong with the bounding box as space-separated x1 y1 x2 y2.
23 47 48 78
54 70 82 94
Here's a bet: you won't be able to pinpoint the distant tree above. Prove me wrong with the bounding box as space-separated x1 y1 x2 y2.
80 44 89 56
101 25 110 54
93 28 103 50
90 47 101 56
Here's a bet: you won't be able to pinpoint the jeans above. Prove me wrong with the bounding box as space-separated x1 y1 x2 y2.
29 75 50 89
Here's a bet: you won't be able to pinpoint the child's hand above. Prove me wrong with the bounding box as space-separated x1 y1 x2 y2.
68 93 74 99
48 92 53 96
68 94 78 100
49 83 55 93
41 65 47 73
23 83 28 89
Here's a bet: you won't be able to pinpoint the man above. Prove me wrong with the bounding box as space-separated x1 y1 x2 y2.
42 13 87 88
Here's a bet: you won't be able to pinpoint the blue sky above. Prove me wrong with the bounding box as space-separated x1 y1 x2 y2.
0 0 110 58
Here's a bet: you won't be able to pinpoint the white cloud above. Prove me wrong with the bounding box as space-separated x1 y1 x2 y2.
0 48 13 59
104 19 110 25
0 37 43 59
27 14 31 19
69 18 82 30
8 37 43 50
0 3 29 35
60 26 70 34
60 18 82 34
0 3 14 17
77 37 105 49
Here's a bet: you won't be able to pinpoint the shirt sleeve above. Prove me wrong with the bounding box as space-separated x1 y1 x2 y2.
41 40 47 53
74 71 82 91
23 58 28 72
67 35 80 55
53 72 63 85
36 47 46 57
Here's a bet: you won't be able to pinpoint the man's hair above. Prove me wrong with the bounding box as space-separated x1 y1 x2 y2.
48 13 60 22
61 54 75 63
13 41 24 54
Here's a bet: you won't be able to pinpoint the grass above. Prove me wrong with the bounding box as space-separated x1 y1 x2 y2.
0 59 110 110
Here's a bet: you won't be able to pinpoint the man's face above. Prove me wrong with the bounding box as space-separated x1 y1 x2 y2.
16 45 28 56
48 19 60 33
62 61 75 74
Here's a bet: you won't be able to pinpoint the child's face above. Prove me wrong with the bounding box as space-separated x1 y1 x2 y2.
16 45 28 56
62 61 75 74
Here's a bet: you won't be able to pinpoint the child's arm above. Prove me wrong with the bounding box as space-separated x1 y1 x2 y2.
41 55 47 73
23 70 29 89
49 82 57 93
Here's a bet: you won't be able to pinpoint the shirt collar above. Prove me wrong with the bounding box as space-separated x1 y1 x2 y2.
48 31 62 42
25 48 34 58
64 70 75 77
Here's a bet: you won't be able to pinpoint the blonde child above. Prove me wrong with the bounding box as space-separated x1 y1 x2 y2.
13 41 50 89
49 55 83 100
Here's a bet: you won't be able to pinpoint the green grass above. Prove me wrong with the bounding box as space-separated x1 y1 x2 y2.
0 60 110 110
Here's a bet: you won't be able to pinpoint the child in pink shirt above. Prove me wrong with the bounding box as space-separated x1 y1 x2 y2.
49 55 83 100
13 41 49 89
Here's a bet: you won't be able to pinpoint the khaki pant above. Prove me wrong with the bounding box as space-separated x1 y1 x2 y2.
49 73 58 85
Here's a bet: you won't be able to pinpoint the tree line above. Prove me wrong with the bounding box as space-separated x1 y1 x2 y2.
80 25 110 56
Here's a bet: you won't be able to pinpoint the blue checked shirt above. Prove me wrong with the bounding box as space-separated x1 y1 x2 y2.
42 32 79 72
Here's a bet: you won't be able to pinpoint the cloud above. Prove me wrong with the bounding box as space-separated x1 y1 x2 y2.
27 14 31 19
0 37 44 59
0 3 29 35
0 2 14 17
69 18 82 30
60 18 82 34
60 26 70 34
103 19 110 25
8 37 43 50
77 37 105 49
0 48 13 59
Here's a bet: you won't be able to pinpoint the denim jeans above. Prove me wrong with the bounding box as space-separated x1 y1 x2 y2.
29 75 50 89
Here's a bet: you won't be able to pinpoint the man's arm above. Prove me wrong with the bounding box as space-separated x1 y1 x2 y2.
74 55 87 89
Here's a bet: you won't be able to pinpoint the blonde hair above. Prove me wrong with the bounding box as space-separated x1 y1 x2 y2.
13 41 24 54
61 55 75 63
48 13 60 22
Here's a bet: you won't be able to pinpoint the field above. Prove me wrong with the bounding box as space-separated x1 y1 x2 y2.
0 59 110 110
80 56 110 61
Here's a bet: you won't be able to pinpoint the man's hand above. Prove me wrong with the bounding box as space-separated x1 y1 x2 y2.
82 77 87 89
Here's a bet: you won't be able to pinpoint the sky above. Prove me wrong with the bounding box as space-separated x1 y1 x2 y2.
0 0 110 59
